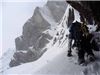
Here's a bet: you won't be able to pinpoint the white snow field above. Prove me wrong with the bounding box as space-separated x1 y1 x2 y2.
3 37 100 75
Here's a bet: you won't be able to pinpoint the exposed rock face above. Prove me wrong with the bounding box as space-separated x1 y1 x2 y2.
15 7 51 50
67 1 100 30
67 8 74 27
47 1 68 22
10 1 67 67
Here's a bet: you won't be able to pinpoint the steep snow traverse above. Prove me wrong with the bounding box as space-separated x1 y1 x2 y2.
2 1 100 75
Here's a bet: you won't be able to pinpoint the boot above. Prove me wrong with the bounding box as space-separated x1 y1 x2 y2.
87 54 95 62
67 50 72 57
78 58 86 66
67 38 73 57
77 49 86 65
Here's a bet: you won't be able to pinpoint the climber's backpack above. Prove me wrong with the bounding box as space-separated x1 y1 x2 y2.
69 21 83 41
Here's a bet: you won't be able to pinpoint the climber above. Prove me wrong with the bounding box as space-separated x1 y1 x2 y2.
67 21 96 65
67 21 83 57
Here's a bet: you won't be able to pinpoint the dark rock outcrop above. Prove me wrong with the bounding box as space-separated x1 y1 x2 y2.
66 1 100 30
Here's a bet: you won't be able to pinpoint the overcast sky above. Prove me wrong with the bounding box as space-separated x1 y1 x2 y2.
2 0 47 2
1 0 47 57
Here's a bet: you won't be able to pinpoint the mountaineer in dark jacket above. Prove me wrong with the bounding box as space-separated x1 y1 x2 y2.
67 21 84 57
67 21 96 65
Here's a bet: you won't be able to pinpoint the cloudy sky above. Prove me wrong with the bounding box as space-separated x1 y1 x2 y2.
1 0 47 57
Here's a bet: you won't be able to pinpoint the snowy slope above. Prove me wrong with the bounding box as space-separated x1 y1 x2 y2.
0 49 15 73
3 42 100 75
2 4 100 75
3 42 67 74
3 37 100 75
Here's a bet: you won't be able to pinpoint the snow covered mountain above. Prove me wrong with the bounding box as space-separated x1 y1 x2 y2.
8 1 68 67
1 1 69 73
1 1 100 75
2 4 100 75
